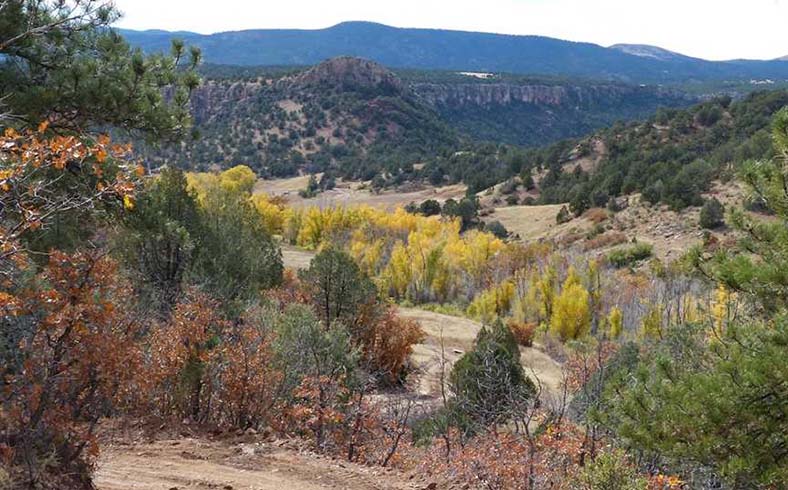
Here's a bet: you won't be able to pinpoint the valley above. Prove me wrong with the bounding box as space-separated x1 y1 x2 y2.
3 4 787 490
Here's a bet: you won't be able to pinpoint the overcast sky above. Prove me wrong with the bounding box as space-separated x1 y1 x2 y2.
113 0 788 61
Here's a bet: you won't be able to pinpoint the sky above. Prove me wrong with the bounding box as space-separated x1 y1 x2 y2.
113 0 788 61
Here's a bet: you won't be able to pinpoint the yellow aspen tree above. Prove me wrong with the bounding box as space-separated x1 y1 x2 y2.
608 306 624 339
283 208 302 244
383 241 412 299
218 165 256 195
467 280 516 323
640 303 663 340
537 262 558 321
550 272 591 341
250 193 286 235
710 283 736 337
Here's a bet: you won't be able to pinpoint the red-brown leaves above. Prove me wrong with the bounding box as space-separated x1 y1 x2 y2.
142 291 226 418
0 128 137 263
2 251 141 484
355 304 425 384
215 315 282 429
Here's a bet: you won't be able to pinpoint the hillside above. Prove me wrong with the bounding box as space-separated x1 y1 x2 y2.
119 21 788 83
140 57 692 180
609 44 695 62
141 57 461 179
452 89 788 209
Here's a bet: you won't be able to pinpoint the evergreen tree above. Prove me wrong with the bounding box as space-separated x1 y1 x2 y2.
193 179 283 305
300 247 376 328
698 107 788 312
118 167 200 309
603 109 788 487
699 197 725 229
0 0 200 138
449 320 535 430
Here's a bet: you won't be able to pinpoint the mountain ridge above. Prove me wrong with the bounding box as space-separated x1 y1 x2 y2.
118 21 788 83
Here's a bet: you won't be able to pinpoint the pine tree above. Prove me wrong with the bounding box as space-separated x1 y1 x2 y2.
449 320 534 430
300 247 376 328
697 107 788 313
0 1 200 137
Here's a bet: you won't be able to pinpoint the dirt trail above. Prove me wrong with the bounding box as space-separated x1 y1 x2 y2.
96 436 421 490
399 308 564 398
279 250 564 397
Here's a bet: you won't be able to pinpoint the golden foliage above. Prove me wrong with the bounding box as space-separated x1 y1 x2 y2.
608 306 624 340
467 279 516 323
550 268 591 341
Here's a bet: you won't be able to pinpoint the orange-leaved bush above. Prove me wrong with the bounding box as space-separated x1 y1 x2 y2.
1 251 141 488
143 291 227 420
354 304 425 384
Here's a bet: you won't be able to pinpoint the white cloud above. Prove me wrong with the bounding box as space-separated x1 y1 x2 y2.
113 0 788 60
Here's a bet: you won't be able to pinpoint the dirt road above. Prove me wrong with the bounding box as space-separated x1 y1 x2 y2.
96 436 422 490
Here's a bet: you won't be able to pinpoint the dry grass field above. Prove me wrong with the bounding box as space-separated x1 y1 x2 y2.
484 203 591 241
255 176 466 210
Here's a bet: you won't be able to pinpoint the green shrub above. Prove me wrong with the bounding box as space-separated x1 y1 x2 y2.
699 197 725 229
556 205 572 224
571 450 648 490
485 220 510 239
449 321 535 430
607 243 653 268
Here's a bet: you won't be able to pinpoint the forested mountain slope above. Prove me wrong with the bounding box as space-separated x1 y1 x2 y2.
120 21 788 83
482 89 788 210
140 57 692 179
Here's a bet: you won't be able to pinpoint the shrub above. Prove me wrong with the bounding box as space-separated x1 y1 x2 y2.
1 253 142 487
215 307 282 429
641 180 664 205
499 179 518 195
583 231 628 251
354 305 425 384
699 197 725 229
144 291 227 419
572 450 648 490
485 220 510 239
585 223 606 240
606 243 653 268
569 190 591 217
556 205 572 224
584 207 608 224
418 199 442 216
507 320 536 347
449 321 535 429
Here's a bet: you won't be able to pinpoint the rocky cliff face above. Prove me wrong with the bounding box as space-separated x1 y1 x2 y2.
412 82 687 109
164 56 695 168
